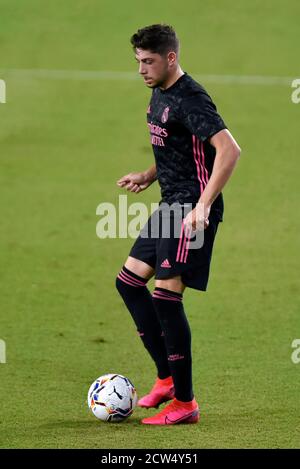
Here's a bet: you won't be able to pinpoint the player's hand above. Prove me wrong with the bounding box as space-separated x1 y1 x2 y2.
183 203 210 232
116 172 152 193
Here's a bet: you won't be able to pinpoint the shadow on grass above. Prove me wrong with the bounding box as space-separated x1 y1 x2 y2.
38 416 142 430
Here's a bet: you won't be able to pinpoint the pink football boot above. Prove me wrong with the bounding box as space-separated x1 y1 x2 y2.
137 376 175 409
141 397 200 425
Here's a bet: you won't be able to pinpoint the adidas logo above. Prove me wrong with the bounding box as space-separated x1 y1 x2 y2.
161 258 171 268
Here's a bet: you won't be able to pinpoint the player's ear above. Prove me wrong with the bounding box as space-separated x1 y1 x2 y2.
167 51 177 66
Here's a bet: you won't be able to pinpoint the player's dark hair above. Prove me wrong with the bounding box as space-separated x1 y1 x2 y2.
130 24 179 56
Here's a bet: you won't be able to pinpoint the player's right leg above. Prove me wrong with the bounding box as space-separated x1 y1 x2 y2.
115 256 174 407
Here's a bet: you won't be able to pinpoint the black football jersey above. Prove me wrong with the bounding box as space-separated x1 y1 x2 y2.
147 73 227 220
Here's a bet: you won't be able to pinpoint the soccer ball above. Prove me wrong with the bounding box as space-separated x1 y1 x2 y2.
87 373 138 422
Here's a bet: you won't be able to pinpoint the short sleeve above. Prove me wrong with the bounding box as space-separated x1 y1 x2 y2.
180 91 227 142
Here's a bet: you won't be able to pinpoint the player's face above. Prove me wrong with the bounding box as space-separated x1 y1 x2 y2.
135 49 170 88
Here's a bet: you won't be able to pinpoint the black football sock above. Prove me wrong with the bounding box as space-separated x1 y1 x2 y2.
116 266 171 379
152 287 194 402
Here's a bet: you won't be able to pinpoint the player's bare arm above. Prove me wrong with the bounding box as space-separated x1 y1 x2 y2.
184 129 241 231
117 164 157 193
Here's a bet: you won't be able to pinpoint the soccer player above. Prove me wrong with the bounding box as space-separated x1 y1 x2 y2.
116 24 241 425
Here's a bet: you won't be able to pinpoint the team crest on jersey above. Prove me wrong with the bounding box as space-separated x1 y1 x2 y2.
161 106 170 123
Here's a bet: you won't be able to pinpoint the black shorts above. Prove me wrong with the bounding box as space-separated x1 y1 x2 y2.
129 204 220 291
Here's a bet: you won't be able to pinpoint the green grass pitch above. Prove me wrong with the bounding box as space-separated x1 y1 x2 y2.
0 0 300 448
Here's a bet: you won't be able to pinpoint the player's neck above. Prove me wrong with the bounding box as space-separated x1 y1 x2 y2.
159 67 185 91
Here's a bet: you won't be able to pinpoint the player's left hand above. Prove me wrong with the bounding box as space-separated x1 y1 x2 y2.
183 203 210 232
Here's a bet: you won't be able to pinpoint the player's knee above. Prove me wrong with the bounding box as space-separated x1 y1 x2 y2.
115 274 123 294
116 266 148 296
155 277 185 294
115 270 128 295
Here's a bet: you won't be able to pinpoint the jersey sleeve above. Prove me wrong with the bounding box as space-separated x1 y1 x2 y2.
180 91 227 142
